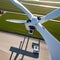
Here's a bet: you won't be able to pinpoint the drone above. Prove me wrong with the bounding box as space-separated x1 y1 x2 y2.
6 0 60 60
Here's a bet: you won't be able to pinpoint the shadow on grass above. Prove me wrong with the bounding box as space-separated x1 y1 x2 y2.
0 30 43 40
9 37 39 60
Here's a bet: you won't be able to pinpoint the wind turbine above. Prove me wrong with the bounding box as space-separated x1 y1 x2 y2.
6 0 60 60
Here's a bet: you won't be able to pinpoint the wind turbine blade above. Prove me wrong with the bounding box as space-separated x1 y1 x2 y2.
6 19 26 23
40 8 60 24
34 23 60 60
10 0 34 20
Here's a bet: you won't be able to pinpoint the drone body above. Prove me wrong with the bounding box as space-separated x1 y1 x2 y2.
6 0 60 60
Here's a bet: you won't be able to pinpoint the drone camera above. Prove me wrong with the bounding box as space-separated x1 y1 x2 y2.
37 16 41 20
27 20 31 23
28 26 35 34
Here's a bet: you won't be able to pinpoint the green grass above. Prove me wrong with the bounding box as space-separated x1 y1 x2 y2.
0 0 60 20
24 5 54 15
0 0 60 41
43 21 60 41
0 0 23 12
22 0 60 7
0 0 55 15
0 13 60 41
0 13 42 39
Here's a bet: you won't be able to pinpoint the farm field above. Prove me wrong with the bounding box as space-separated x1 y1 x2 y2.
0 0 60 41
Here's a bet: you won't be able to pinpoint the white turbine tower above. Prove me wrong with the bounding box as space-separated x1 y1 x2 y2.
6 0 60 60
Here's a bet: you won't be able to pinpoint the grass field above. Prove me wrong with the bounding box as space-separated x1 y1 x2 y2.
0 0 60 20
0 13 43 39
0 0 60 41
22 0 60 7
0 12 60 41
0 0 55 14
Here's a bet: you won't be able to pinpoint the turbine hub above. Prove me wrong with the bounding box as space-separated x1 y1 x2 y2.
32 17 39 26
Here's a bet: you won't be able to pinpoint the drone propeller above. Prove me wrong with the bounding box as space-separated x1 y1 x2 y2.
40 8 60 24
6 19 26 23
10 0 34 20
